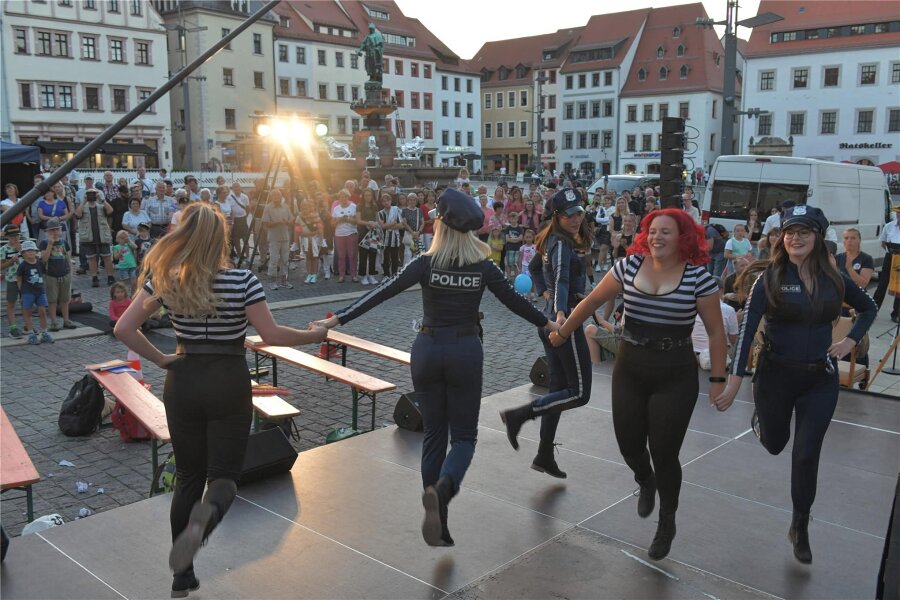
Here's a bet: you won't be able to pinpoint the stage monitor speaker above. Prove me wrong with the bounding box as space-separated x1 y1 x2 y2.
529 356 549 387
239 428 297 486
393 393 423 431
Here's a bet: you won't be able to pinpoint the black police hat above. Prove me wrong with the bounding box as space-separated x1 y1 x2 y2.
549 188 585 217
782 205 829 235
437 188 483 232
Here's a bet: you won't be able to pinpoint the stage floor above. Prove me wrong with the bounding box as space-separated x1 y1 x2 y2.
2 364 897 599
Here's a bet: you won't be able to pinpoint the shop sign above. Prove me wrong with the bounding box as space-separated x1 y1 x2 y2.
839 142 893 149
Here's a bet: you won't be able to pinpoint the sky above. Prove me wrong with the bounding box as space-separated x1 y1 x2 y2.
394 0 762 59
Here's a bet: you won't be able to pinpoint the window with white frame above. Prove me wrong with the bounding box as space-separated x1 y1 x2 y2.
36 31 51 56
297 80 308 97
520 121 527 137
789 112 805 135
20 83 33 109
111 87 127 112
760 70 775 90
223 68 234 86
496 122 503 138
318 84 327 100
642 134 652 151
84 85 100 110
253 71 264 89
857 109 874 133
135 41 150 65
279 78 290 95
507 122 514 137
485 123 492 138
221 28 231 50
278 44 288 62
109 38 125 62
130 0 142 16
14 28 28 54
758 113 772 136
860 64 877 85
39 84 55 108
296 46 305 64
138 87 154 113
224 108 236 130
794 68 809 88
820 110 837 134
484 93 491 109
562 132 572 149
81 35 98 60
823 66 839 87
888 109 900 133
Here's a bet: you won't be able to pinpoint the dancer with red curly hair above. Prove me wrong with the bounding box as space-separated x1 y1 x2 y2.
551 208 728 560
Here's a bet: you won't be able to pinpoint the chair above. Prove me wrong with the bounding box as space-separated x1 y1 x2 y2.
832 316 869 388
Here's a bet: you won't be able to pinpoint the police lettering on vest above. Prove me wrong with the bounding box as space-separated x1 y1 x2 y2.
429 269 482 290
780 285 802 294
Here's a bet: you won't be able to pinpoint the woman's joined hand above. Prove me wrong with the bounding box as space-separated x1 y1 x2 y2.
828 337 856 360
313 315 340 329
711 375 742 412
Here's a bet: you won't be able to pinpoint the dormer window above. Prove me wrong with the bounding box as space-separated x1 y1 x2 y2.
543 51 554 60
516 65 527 79
714 53 721 66
637 68 647 81
673 26 681 38
680 64 689 79
676 44 685 56
498 66 509 81
657 46 665 58
659 66 668 80
363 5 389 20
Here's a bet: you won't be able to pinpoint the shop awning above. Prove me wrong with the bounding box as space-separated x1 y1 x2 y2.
103 144 157 155
35 141 157 155
36 141 88 153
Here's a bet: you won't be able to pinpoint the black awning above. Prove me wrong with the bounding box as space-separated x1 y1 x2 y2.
103 144 157 155
36 141 87 153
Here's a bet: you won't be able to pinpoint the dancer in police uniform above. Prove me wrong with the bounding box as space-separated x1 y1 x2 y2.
715 205 876 564
318 189 557 547
500 188 593 479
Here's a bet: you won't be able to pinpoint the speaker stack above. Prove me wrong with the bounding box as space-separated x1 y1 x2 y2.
239 428 298 486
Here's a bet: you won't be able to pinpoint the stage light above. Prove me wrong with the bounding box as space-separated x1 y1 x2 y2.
256 123 272 137
314 123 328 137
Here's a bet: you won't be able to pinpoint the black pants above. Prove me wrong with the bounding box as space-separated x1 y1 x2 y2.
873 255 899 315
382 245 401 278
231 216 249 260
612 340 698 515
753 361 839 513
358 247 377 276
411 330 482 497
163 352 252 542
532 325 592 442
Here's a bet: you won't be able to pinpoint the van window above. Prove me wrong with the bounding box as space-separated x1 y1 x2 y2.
710 180 808 221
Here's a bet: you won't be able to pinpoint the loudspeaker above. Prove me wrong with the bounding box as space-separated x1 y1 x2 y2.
393 393 423 431
529 356 550 387
239 428 297 486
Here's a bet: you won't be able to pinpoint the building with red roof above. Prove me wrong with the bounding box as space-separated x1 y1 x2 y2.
741 1 900 165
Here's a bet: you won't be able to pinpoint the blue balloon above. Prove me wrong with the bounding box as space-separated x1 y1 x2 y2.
514 273 533 294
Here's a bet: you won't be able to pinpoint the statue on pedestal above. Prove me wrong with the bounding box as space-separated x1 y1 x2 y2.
356 24 384 84
367 136 380 161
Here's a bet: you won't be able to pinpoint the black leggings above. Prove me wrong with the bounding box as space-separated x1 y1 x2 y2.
163 352 252 542
753 361 839 513
358 247 377 276
532 325 592 442
382 245 401 277
611 340 698 515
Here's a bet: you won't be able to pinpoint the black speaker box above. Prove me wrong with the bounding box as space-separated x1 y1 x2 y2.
529 356 550 387
239 428 298 486
393 393 423 432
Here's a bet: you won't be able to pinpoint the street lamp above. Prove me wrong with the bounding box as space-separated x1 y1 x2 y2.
697 2 782 158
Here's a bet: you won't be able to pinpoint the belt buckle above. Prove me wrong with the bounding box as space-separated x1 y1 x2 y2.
659 337 674 351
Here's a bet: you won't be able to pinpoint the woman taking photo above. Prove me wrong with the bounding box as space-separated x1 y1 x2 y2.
114 203 326 596
500 189 593 479
745 208 762 255
316 189 557 547
716 206 876 565
551 208 727 561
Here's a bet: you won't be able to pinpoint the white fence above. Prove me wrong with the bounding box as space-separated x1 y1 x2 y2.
69 171 290 189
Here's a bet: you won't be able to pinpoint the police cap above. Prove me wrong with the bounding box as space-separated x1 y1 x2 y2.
549 188 585 217
437 188 483 232
781 205 829 235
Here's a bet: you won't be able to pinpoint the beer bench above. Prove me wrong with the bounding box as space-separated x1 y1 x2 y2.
244 338 396 436
323 330 411 367
1 407 41 522
250 381 300 436
88 369 171 497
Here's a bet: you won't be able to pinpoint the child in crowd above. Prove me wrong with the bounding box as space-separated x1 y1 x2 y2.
134 221 155 265
520 229 537 275
112 230 139 294
298 197 324 284
108 282 131 329
16 240 53 344
1 225 25 338
488 227 504 266
39 218 75 331
723 223 752 276
504 212 524 278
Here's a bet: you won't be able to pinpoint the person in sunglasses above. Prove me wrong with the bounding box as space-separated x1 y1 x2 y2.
715 205 876 565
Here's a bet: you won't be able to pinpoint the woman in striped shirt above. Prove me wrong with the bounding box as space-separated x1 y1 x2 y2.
551 208 728 561
114 203 326 597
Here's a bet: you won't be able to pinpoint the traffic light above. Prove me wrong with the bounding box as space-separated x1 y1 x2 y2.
659 117 685 208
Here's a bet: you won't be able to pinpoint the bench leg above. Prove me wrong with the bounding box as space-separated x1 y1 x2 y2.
149 439 159 498
25 486 33 523
371 393 376 431
341 345 348 368
351 388 359 431
253 412 261 432
272 358 278 387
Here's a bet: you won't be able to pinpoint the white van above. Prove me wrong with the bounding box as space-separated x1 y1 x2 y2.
702 155 892 265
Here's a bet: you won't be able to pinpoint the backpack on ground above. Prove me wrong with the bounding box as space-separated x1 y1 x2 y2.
58 375 106 436
110 400 152 442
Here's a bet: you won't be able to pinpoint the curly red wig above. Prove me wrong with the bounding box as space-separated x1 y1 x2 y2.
628 208 710 265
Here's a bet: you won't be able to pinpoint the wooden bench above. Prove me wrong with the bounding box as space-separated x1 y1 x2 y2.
1 407 40 522
245 339 396 435
323 330 411 367
88 369 171 496
250 381 300 435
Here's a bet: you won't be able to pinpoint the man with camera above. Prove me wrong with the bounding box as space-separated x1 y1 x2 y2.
74 189 114 287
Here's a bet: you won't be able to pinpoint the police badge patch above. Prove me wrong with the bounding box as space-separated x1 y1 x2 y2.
429 269 482 291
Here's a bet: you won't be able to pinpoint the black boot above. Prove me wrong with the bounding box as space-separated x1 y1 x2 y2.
789 511 812 564
422 476 454 547
499 404 535 450
647 512 676 560
169 479 236 573
636 473 656 518
171 567 199 598
531 441 567 479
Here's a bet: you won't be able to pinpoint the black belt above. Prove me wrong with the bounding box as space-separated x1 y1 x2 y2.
418 325 480 337
176 342 245 356
768 354 831 372
621 329 692 351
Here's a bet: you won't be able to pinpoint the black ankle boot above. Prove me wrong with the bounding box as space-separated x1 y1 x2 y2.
500 404 534 450
171 568 199 598
531 441 567 479
422 476 454 547
647 512 676 560
169 480 235 574
636 473 656 518
789 511 812 564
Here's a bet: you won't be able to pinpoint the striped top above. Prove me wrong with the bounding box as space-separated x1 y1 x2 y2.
144 269 266 341
612 255 718 327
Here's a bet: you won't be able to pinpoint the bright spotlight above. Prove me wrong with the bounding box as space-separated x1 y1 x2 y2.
314 123 328 137
256 123 271 137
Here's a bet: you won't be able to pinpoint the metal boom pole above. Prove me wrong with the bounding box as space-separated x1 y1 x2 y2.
0 0 279 228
